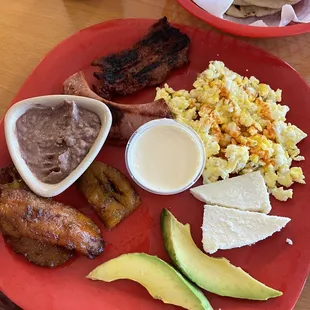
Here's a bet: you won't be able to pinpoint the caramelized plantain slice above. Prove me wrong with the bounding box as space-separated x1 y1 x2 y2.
0 165 73 268
77 161 140 230
0 164 28 189
0 187 105 259
4 236 74 268
0 164 104 267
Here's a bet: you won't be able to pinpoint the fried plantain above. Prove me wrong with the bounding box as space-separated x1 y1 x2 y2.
0 165 74 267
4 236 73 268
77 161 140 230
0 164 28 189
0 186 105 260
0 165 104 267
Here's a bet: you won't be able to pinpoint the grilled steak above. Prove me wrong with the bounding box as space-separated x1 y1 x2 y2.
92 17 190 100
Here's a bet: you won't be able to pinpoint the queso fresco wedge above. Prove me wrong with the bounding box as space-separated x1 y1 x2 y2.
87 253 213 310
161 208 282 300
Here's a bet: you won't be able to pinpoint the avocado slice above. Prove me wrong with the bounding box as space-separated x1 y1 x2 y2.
87 253 213 310
161 208 282 300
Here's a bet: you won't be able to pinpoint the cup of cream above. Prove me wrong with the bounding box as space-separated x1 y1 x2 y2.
125 118 206 195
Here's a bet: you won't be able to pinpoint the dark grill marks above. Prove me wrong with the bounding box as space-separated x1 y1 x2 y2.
92 17 190 100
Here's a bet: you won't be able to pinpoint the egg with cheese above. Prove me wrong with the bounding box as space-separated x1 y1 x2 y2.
155 61 307 201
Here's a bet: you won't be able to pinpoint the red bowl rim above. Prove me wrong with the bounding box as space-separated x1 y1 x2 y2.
177 0 310 38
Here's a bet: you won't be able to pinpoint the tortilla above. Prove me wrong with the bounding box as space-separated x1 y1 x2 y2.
243 0 302 9
226 5 281 18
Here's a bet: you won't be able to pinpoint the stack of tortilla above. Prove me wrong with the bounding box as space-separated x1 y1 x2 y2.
226 0 303 18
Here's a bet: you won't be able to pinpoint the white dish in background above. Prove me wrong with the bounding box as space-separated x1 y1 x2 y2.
125 118 206 195
4 95 112 198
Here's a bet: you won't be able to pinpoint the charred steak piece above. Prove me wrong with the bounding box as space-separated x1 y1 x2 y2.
92 17 190 100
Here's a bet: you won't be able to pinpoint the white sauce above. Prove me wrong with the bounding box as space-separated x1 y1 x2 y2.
127 121 204 194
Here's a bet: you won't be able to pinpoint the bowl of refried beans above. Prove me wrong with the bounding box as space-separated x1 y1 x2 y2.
4 95 112 197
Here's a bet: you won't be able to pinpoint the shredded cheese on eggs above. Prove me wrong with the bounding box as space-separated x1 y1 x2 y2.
155 61 307 201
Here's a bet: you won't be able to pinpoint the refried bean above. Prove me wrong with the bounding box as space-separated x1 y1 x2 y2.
16 100 101 184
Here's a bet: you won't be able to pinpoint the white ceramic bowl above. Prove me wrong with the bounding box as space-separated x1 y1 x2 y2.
125 118 206 195
4 95 112 198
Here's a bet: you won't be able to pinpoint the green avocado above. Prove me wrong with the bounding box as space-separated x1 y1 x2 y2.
87 253 213 310
161 208 282 301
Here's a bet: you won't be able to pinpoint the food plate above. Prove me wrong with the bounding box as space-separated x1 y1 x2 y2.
176 0 310 38
0 18 309 310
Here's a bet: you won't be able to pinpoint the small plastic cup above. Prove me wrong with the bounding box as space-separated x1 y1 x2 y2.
125 118 206 195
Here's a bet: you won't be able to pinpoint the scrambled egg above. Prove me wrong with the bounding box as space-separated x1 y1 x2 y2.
155 61 307 201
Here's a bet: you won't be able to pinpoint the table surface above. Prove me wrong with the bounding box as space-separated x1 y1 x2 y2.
0 0 309 309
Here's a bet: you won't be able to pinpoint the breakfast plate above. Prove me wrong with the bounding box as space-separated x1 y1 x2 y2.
0 18 309 310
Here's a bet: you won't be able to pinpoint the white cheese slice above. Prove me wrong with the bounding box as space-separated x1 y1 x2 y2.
190 171 271 214
202 204 291 254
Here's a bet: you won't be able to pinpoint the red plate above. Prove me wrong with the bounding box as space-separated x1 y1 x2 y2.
177 0 310 38
0 18 309 310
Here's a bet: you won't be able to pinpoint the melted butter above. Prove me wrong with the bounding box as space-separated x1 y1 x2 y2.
128 124 203 193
